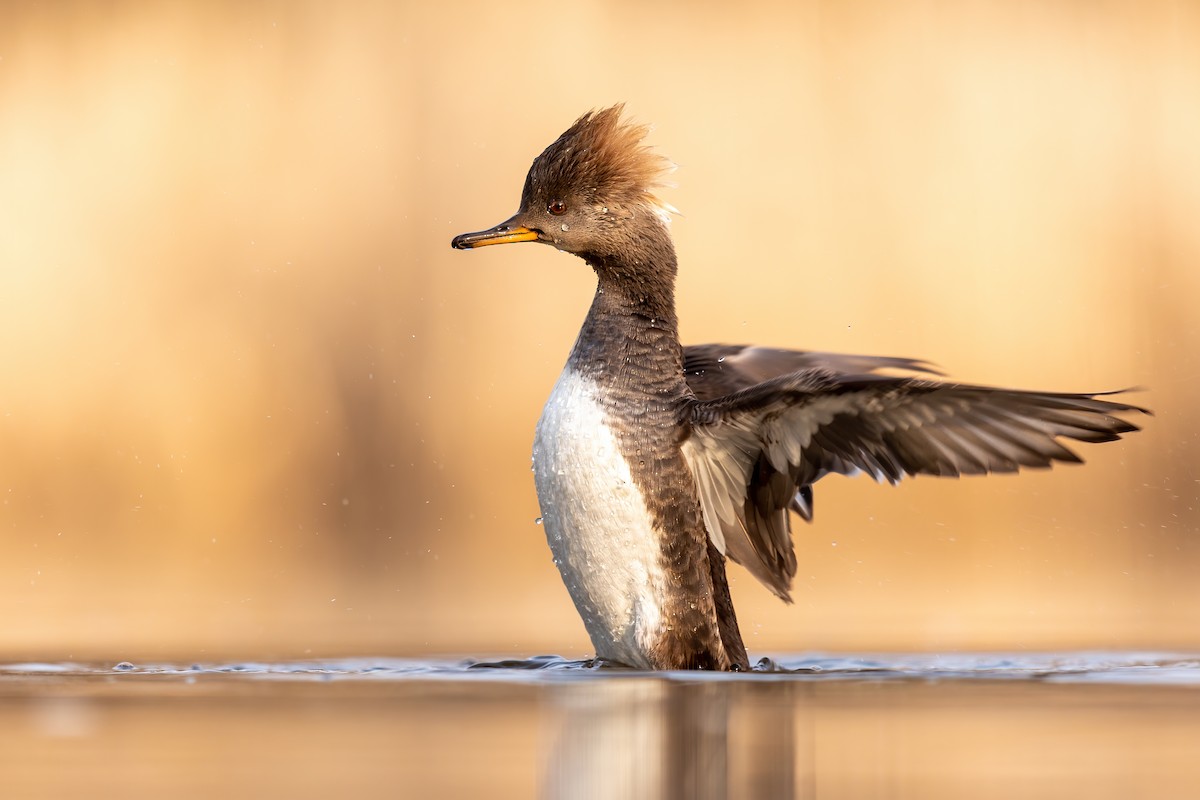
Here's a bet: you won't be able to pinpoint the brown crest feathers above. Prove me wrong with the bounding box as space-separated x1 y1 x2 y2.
527 104 676 216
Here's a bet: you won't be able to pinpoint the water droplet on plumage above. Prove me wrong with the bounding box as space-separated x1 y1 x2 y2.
535 517 543 525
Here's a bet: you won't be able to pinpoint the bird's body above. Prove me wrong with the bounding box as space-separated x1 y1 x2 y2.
533 364 671 669
452 106 1146 671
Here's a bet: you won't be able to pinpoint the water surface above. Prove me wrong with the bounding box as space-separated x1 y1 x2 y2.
3 653 1198 799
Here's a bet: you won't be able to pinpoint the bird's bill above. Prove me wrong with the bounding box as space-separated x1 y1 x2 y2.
451 217 541 249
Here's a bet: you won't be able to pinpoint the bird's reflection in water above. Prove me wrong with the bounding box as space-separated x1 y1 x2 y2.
542 678 800 800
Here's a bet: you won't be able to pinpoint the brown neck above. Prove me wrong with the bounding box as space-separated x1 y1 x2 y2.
568 228 684 387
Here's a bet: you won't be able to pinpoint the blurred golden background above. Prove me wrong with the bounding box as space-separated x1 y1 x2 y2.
0 1 1195 661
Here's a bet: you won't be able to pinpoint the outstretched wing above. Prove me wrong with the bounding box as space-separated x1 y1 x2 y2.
680 369 1148 601
683 344 939 401
683 344 936 520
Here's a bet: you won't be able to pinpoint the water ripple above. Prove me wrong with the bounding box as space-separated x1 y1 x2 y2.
2 652 1199 685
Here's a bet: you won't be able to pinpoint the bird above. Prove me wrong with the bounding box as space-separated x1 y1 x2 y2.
450 105 1148 671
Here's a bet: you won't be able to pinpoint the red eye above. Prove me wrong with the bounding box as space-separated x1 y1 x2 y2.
548 199 566 216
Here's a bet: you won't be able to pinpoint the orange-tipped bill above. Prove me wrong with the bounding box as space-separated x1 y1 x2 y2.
451 219 541 249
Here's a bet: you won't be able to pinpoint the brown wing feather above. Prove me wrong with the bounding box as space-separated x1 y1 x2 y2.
681 346 938 599
684 344 938 401
681 368 1148 601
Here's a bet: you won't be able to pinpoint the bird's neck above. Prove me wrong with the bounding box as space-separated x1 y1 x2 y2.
567 245 685 393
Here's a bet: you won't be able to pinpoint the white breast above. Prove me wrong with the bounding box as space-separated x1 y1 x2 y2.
532 367 666 668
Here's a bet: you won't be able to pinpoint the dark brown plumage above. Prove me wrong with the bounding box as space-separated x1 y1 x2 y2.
452 105 1148 670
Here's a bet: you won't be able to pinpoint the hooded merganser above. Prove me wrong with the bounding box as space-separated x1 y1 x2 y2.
451 106 1147 671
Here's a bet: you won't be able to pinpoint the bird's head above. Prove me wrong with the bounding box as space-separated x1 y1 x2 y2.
451 105 676 265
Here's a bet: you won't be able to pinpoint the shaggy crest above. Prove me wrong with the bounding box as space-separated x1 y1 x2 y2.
525 104 678 224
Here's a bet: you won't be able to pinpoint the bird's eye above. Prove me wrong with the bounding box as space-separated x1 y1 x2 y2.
548 199 566 216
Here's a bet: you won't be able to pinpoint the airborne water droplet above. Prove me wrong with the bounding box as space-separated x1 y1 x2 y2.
535 517 543 525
